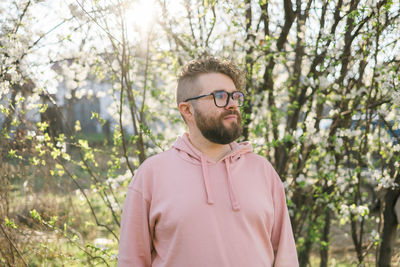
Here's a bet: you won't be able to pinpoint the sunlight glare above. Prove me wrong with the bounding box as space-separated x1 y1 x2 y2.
127 0 157 33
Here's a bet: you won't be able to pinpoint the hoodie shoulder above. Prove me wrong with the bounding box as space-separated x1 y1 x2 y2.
140 148 177 167
243 152 279 176
243 150 270 163
128 148 176 190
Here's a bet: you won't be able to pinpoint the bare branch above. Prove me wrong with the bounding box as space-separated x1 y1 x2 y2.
0 222 28 267
277 0 296 51
205 2 216 47
13 0 31 34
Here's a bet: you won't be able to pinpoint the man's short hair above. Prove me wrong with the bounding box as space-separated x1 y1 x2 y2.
176 57 245 106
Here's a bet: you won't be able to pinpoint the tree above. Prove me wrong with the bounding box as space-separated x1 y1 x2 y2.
1 0 399 266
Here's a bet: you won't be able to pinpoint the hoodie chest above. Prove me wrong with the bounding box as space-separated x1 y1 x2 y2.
149 161 275 238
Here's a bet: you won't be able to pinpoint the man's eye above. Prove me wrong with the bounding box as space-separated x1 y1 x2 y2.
233 93 242 100
214 92 226 99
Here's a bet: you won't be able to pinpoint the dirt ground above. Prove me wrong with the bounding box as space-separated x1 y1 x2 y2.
317 223 400 266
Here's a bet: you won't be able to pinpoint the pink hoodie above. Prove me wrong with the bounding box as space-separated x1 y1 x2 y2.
118 134 298 267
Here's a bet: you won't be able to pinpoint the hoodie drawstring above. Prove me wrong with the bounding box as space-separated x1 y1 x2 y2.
224 159 241 211
200 155 214 205
175 134 248 211
200 155 241 211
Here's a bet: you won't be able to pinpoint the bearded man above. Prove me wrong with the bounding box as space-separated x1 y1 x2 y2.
118 57 299 267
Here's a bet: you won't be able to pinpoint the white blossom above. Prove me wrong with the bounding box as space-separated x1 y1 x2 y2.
369 230 380 242
305 116 316 136
351 204 369 217
386 111 396 122
65 80 78 90
96 91 106 98
319 77 330 89
75 88 86 99
27 131 36 138
296 174 305 183
340 204 350 217
87 89 94 98
393 144 400 152
328 109 339 117
393 91 400 104
56 141 67 153
0 81 10 98
375 170 399 189
94 238 113 249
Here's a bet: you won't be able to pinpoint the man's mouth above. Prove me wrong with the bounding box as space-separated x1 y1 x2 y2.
223 114 237 120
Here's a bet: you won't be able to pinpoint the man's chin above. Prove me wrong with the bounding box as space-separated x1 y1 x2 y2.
222 120 241 130
222 119 238 128
220 126 242 141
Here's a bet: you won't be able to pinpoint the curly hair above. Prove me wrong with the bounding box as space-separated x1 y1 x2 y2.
176 57 245 106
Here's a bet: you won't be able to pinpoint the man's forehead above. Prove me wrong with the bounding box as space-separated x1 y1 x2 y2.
196 73 236 93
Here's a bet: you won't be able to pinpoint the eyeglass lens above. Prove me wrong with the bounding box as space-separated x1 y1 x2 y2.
214 91 244 107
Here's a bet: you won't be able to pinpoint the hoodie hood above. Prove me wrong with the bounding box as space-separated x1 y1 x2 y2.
172 133 253 211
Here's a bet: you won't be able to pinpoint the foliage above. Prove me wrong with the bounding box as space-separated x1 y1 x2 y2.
0 0 400 266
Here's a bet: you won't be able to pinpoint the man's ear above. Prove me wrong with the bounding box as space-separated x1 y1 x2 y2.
179 102 193 122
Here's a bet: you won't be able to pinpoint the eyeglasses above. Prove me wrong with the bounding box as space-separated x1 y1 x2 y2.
184 90 245 108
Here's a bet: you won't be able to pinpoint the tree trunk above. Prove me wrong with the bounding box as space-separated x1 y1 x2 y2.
298 224 313 267
378 190 400 267
320 211 330 267
0 89 17 138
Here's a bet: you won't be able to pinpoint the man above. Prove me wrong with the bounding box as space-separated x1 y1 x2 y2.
118 57 299 267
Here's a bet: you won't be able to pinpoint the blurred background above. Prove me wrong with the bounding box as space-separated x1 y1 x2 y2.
1 0 400 266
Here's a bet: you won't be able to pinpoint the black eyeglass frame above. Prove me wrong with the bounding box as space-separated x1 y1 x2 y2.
184 90 245 108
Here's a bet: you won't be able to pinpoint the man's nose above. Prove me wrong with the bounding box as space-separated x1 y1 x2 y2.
225 96 239 110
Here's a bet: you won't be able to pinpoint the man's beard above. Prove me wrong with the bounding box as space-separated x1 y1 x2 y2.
194 108 242 144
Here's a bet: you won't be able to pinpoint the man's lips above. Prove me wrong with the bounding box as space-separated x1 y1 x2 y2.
223 114 238 120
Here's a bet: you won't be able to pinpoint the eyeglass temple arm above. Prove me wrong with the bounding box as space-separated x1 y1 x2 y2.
184 93 213 102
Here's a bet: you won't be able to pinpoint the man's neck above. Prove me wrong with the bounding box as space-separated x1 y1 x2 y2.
187 132 232 163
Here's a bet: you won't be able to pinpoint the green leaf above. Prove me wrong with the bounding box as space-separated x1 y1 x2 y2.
30 209 42 221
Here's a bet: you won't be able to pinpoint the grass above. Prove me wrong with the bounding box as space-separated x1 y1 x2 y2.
4 156 123 266
7 188 121 266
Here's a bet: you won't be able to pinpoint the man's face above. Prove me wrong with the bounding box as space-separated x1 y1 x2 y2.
192 73 243 144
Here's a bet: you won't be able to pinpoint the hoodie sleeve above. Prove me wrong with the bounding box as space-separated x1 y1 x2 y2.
118 186 152 267
270 168 299 267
